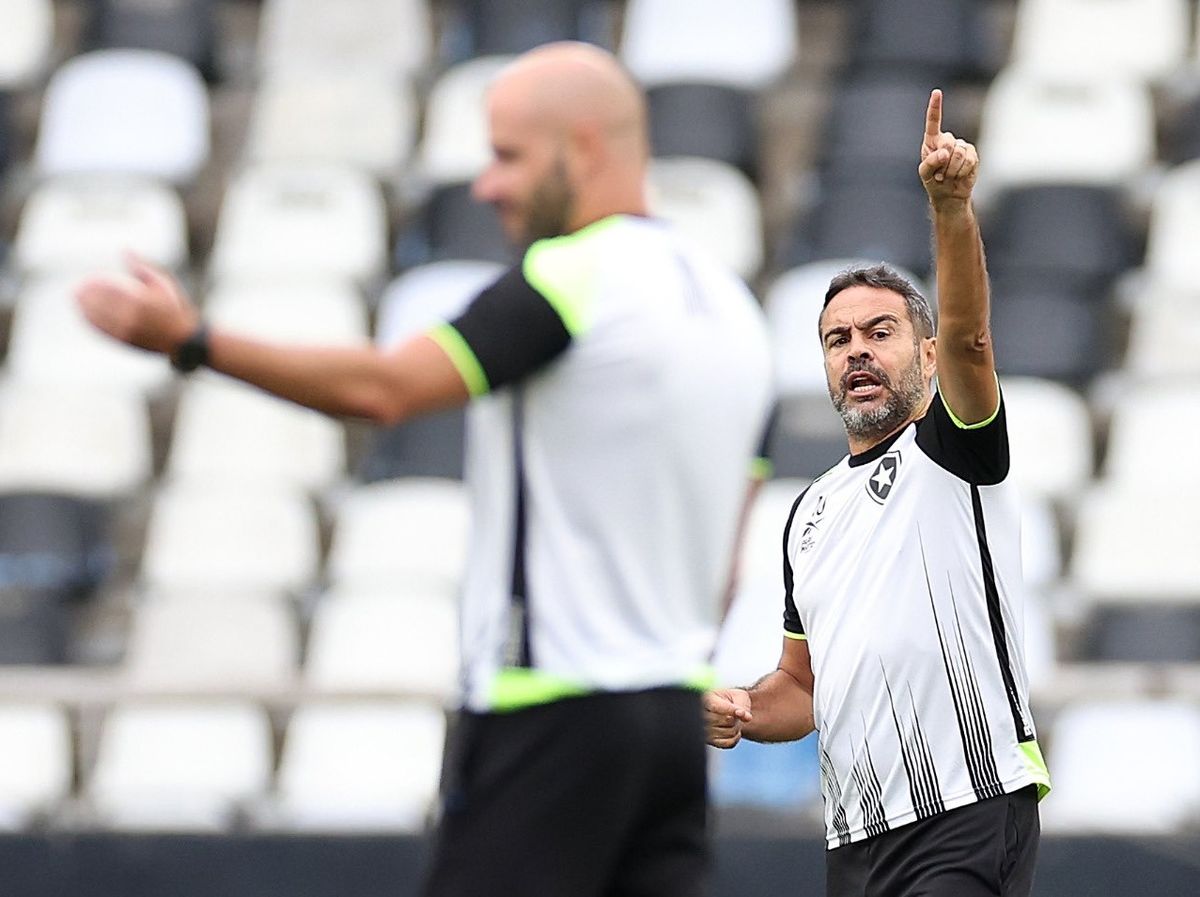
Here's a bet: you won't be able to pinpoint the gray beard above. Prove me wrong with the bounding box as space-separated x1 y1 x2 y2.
831 355 928 445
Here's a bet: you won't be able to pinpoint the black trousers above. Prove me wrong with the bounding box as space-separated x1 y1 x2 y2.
422 688 709 897
826 785 1041 897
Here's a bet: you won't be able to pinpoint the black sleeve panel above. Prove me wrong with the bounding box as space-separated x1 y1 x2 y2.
782 486 811 635
914 390 1010 486
448 266 573 391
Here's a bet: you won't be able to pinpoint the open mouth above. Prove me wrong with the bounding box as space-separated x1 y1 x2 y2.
845 370 884 399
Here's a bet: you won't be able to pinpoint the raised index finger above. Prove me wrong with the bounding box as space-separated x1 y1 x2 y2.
925 88 943 140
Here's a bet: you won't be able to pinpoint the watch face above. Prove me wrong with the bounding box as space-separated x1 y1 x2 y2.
172 326 209 373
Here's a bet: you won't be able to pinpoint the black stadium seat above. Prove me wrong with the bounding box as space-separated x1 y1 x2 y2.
464 0 588 56
357 410 467 483
647 82 759 177
395 182 515 269
846 0 993 82
819 78 939 182
85 0 220 81
1082 606 1200 663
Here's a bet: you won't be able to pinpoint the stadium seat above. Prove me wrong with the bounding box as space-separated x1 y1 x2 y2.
0 492 113 600
1000 377 1093 502
123 597 298 692
84 0 220 81
257 0 432 79
785 181 933 279
246 72 418 179
1043 699 1200 834
844 0 991 82
1103 384 1200 487
417 56 514 186
766 399 850 481
463 0 589 55
326 478 469 594
167 382 346 493
209 164 388 286
1070 483 1200 605
270 701 445 832
0 703 72 830
411 181 512 266
648 157 764 282
765 260 930 400
989 276 1112 387
304 588 459 699
34 49 210 184
1019 493 1062 591
1123 287 1200 380
6 275 173 395
984 185 1138 290
1010 0 1188 83
88 701 273 831
0 381 152 500
1162 89 1200 165
0 589 71 664
13 176 188 275
977 69 1155 196
1144 159 1200 291
818 77 942 183
1081 605 1200 663
140 481 320 595
621 0 797 90
204 279 368 345
0 0 54 89
647 82 759 177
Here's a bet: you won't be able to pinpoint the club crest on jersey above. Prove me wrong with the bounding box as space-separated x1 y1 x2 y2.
866 453 901 505
798 494 827 553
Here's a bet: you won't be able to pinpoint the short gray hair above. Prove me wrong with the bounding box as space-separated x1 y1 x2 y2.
821 263 935 340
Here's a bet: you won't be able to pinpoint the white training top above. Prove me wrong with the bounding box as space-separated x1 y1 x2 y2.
781 392 1051 849
430 214 773 714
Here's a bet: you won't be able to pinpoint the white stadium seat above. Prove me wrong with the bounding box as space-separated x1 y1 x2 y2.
977 69 1154 196
621 0 797 90
1000 377 1093 503
88 702 273 831
209 164 388 286
258 0 432 79
1144 159 1200 291
326 478 470 593
123 597 298 693
0 380 152 499
0 703 72 830
247 72 418 179
1123 287 1200 379
648 157 764 282
271 701 445 832
1103 383 1200 487
0 0 53 88
305 587 459 699
418 56 514 185
1010 0 1188 83
204 280 368 345
140 480 320 594
375 261 503 348
13 176 188 275
1043 700 1200 835
35 49 210 184
6 275 173 395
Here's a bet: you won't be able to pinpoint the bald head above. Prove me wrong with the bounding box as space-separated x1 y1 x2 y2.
492 42 649 157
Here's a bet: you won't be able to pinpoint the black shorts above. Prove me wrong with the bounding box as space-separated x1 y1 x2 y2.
422 687 709 897
826 785 1041 897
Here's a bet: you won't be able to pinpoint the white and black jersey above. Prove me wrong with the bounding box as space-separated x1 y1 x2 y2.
781 391 1051 849
429 214 773 714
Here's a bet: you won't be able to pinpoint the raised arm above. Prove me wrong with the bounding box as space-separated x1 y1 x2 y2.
704 635 815 748
76 257 470 424
918 89 998 426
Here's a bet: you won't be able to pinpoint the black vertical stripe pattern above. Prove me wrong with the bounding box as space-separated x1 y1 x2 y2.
971 485 1034 743
850 734 890 840
881 661 944 821
918 527 1003 802
948 580 1004 800
820 746 852 846
906 686 945 817
507 390 533 668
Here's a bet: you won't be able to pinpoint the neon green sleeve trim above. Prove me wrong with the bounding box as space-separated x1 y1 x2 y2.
522 216 621 337
428 323 489 397
939 374 1001 430
750 457 774 481
783 630 807 641
1019 740 1052 801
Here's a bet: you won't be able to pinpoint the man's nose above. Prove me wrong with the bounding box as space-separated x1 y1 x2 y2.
472 165 497 203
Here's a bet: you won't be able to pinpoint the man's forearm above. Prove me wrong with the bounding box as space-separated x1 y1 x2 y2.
931 198 990 349
742 667 816 743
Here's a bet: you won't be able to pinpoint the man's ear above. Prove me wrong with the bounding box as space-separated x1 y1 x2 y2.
567 121 605 180
924 336 938 380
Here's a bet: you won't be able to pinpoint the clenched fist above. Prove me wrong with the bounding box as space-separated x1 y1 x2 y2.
703 687 753 749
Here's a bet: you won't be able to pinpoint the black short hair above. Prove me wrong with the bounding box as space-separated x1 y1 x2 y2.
821 263 935 340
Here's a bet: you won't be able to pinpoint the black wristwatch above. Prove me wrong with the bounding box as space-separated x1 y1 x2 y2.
171 323 210 373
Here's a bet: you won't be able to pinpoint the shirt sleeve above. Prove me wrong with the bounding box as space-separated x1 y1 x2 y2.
781 486 809 639
914 386 1010 486
428 265 574 396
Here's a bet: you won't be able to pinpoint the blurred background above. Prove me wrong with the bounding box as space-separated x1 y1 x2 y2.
0 1 1197 895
